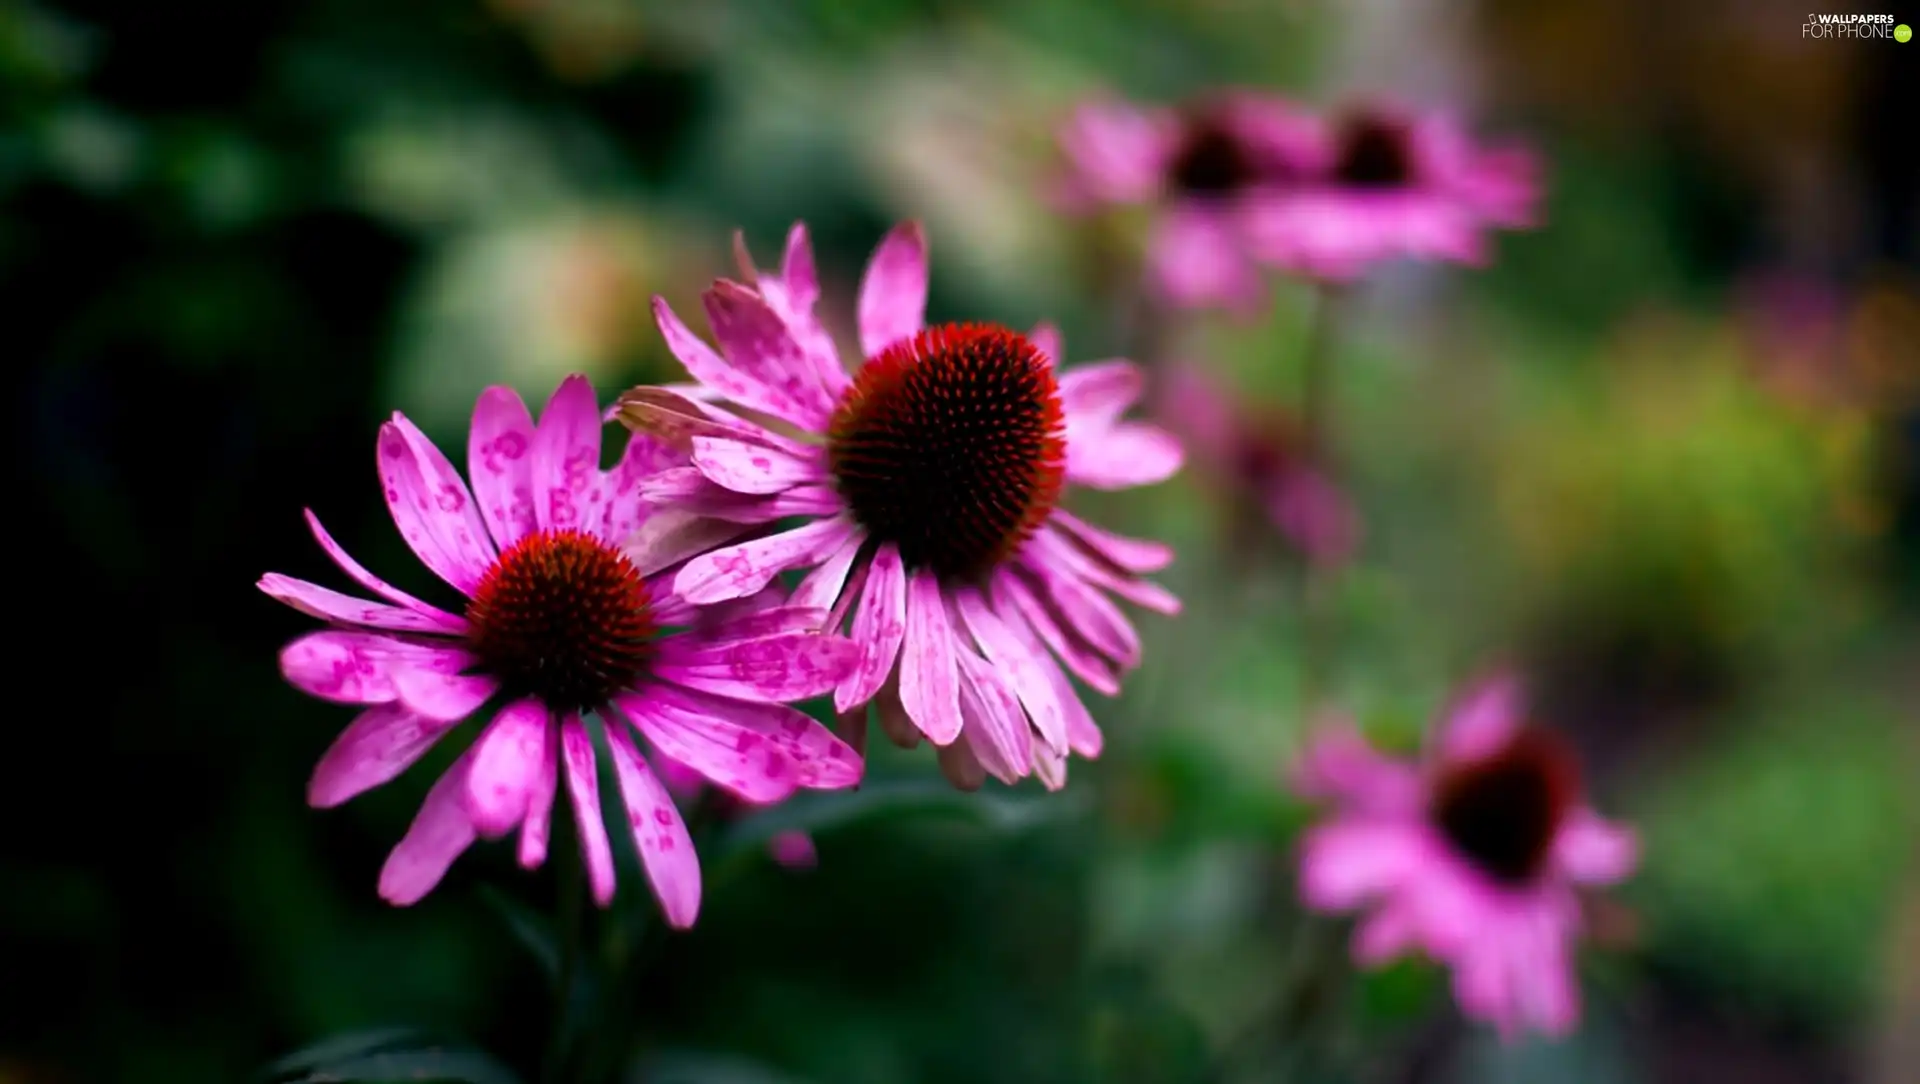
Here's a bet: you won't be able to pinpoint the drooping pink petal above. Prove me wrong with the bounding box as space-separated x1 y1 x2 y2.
530 374 604 534
623 509 754 578
1298 819 1426 911
835 544 907 712
954 649 1033 784
377 416 495 595
1066 422 1185 489
614 692 799 804
991 590 1105 757
390 668 498 723
378 748 479 906
1353 896 1422 966
612 384 803 456
1552 811 1639 886
856 222 928 357
674 516 859 604
626 685 862 795
703 280 839 427
259 573 465 635
560 718 617 906
874 673 920 750
463 699 550 838
790 532 864 613
302 510 468 629
1020 562 1141 669
690 436 823 496
307 703 463 809
936 739 987 791
604 726 702 929
993 570 1121 696
953 588 1066 754
898 569 962 744
1033 738 1068 791
467 386 539 551
1027 527 1181 616
652 631 862 703
518 717 560 869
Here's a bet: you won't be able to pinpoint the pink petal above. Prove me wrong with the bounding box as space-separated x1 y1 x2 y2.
1436 671 1525 764
377 749 479 906
1048 509 1174 574
389 668 498 723
768 831 818 870
790 532 864 613
993 570 1121 696
259 574 463 635
652 631 862 703
762 224 850 400
517 717 561 869
531 374 604 534
778 223 821 310
856 222 928 357
1353 898 1422 967
303 510 467 629
280 631 401 705
601 429 680 545
1147 204 1264 312
898 569 963 744
954 649 1033 785
993 593 1105 757
703 280 838 427
874 674 920 750
1297 819 1425 912
1056 100 1173 205
1058 360 1145 428
462 699 550 838
658 685 861 789
1033 739 1068 791
690 436 822 496
687 603 831 645
615 693 799 804
1027 527 1181 616
623 509 753 578
377 416 495 596
611 384 798 455
307 704 462 809
1067 422 1184 490
1290 724 1423 816
1552 811 1639 886
605 726 702 929
835 544 907 712
1028 322 1062 369
467 386 539 550
674 516 858 604
953 588 1066 754
560 718 617 906
1021 561 1141 668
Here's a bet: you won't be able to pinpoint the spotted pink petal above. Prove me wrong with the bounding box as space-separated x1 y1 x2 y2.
674 516 859 605
463 699 550 838
259 574 463 635
652 631 862 703
898 568 962 744
614 692 799 804
601 429 679 544
605 726 701 929
702 280 838 427
560 718 617 906
517 717 560 869
953 589 1066 754
378 748 480 906
657 685 861 791
279 631 401 705
390 668 498 723
307 703 463 809
687 604 831 646
835 543 907 712
623 509 754 579
531 374 604 534
467 386 539 551
302 510 468 629
690 436 822 496
377 416 495 595
954 649 1033 784
790 532 863 613
856 222 928 357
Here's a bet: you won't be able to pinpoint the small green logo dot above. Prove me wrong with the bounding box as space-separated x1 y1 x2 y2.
1898 23 1914 42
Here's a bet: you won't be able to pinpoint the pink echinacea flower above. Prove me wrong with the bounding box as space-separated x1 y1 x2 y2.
1292 673 1637 1038
259 375 863 925
619 222 1183 791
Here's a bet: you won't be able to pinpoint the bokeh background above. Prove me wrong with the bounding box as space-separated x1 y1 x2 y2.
4 1 1918 1082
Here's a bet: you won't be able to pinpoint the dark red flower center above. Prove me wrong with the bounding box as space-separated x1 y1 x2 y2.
465 529 656 711
1333 113 1416 189
828 323 1066 583
1428 727 1579 886
1168 116 1260 198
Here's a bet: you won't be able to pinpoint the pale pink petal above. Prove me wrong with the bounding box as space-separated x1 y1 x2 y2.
1021 562 1140 668
1058 360 1145 427
674 516 859 604
560 718 617 906
1436 671 1525 763
836 544 907 711
1298 819 1426 911
390 668 498 723
1067 423 1184 490
993 593 1106 758
463 699 550 838
898 569 962 743
259 574 462 635
652 631 862 702
378 749 479 906
790 532 864 613
530 374 604 534
307 704 462 809
769 831 818 869
703 280 838 427
1028 322 1062 369
1553 811 1639 886
1033 739 1068 791
604 726 701 929
690 436 822 496
623 510 754 578
993 570 1121 696
1147 204 1264 311
302 510 467 629
377 417 494 595
1290 724 1423 816
1055 100 1173 206
467 386 539 550
518 718 560 869
856 222 928 357
1048 509 1174 575
954 649 1033 784
766 224 850 399
936 740 987 791
953 588 1066 754
1026 526 1181 616
600 429 681 544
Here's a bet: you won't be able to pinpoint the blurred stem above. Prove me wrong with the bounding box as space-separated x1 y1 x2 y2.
1298 285 1348 715
542 830 586 1084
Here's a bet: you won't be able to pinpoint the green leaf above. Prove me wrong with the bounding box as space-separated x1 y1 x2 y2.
476 883 559 981
263 1032 522 1084
712 778 1081 864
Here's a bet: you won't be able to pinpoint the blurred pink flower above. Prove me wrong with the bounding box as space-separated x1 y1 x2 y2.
1247 104 1543 283
1292 674 1637 1039
259 375 862 924
1056 92 1321 311
1160 365 1360 565
657 757 818 871
620 221 1182 792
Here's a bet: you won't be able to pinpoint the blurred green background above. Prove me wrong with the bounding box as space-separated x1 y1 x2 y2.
3 1 1917 1082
